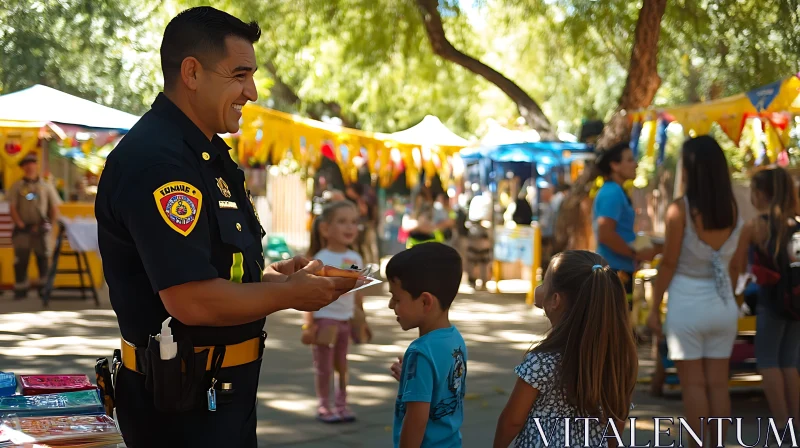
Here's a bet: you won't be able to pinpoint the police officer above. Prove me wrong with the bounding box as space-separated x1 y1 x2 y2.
95 7 357 447
8 152 60 299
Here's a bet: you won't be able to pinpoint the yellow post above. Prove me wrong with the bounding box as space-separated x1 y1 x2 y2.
526 222 542 305
492 260 502 293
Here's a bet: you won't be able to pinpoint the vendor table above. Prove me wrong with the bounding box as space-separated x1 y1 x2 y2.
40 218 99 307
0 201 103 296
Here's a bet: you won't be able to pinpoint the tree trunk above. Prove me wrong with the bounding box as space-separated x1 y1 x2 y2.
595 0 668 150
555 0 667 253
415 0 554 139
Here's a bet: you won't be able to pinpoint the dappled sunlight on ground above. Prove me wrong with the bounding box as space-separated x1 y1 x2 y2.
357 373 398 383
487 279 533 294
0 286 772 447
0 297 121 375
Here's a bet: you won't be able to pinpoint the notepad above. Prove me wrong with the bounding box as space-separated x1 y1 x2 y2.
0 390 104 418
19 375 96 396
0 373 16 397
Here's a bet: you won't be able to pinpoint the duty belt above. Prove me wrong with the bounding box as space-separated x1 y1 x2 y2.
121 335 264 374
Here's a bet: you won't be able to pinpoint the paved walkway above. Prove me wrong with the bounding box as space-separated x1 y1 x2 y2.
0 285 776 447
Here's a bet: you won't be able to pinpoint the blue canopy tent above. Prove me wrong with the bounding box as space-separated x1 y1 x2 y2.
460 141 593 190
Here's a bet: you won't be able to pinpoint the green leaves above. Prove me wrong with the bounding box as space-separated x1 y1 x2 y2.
3 0 799 139
0 0 163 115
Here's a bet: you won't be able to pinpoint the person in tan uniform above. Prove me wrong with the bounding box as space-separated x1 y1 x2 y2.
8 153 61 299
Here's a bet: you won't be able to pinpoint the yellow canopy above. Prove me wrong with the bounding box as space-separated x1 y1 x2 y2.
236 103 467 189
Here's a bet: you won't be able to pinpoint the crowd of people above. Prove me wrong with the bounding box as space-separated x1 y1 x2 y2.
593 135 800 446
90 6 799 447
300 205 636 446
304 134 800 447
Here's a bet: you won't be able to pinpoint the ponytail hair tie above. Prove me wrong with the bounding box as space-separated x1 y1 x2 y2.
592 264 604 272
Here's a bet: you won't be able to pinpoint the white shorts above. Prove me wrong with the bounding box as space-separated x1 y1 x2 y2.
664 274 738 361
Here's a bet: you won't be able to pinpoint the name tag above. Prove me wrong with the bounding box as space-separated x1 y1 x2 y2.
218 201 238 210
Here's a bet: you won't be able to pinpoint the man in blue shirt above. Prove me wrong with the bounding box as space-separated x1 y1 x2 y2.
387 243 467 448
594 180 637 273
593 143 657 299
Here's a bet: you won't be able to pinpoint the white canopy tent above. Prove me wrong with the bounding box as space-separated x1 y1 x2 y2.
386 115 469 147
479 119 541 146
0 84 141 130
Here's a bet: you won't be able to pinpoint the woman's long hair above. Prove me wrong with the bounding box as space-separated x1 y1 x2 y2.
751 167 798 262
531 250 638 423
306 201 358 257
682 136 736 230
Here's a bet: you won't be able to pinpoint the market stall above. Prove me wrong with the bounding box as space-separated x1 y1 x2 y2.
0 85 140 294
236 105 466 188
458 141 594 298
235 104 469 258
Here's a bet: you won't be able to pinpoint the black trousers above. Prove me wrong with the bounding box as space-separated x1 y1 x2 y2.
12 229 48 294
115 359 262 447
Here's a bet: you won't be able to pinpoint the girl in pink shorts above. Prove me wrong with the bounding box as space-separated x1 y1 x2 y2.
303 201 372 423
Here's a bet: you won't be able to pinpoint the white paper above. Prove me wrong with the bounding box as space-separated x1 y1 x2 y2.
347 277 383 294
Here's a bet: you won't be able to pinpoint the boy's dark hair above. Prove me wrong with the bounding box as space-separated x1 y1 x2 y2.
161 6 261 90
385 243 462 310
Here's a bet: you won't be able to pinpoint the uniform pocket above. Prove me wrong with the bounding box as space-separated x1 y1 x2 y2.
216 209 255 251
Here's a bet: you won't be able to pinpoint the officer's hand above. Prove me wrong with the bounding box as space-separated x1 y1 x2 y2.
269 255 313 276
263 255 314 282
286 260 359 311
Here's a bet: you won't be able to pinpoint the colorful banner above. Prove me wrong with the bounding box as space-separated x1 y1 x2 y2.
629 121 642 159
656 118 668 165
0 126 41 189
631 74 800 146
237 104 466 189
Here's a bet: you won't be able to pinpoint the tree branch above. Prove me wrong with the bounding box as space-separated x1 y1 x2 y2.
264 60 302 108
263 60 357 128
415 0 555 139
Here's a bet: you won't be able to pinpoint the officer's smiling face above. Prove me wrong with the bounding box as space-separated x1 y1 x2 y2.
198 36 258 135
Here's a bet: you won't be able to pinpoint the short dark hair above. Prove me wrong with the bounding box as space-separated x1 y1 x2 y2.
682 135 736 230
385 243 462 310
160 7 261 90
595 142 630 177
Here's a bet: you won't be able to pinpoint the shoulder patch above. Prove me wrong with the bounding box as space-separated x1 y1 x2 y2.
153 181 202 236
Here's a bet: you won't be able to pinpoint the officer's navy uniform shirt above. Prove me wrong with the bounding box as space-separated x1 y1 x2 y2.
96 93 266 348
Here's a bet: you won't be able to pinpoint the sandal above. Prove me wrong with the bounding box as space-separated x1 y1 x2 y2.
316 408 342 424
337 408 356 423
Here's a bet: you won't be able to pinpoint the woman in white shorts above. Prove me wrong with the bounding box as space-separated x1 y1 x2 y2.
648 136 745 448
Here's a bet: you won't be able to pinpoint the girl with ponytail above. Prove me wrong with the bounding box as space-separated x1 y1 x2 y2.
740 166 800 435
493 250 637 448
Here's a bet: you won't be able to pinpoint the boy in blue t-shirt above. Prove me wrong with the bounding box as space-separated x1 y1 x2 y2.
387 243 467 448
